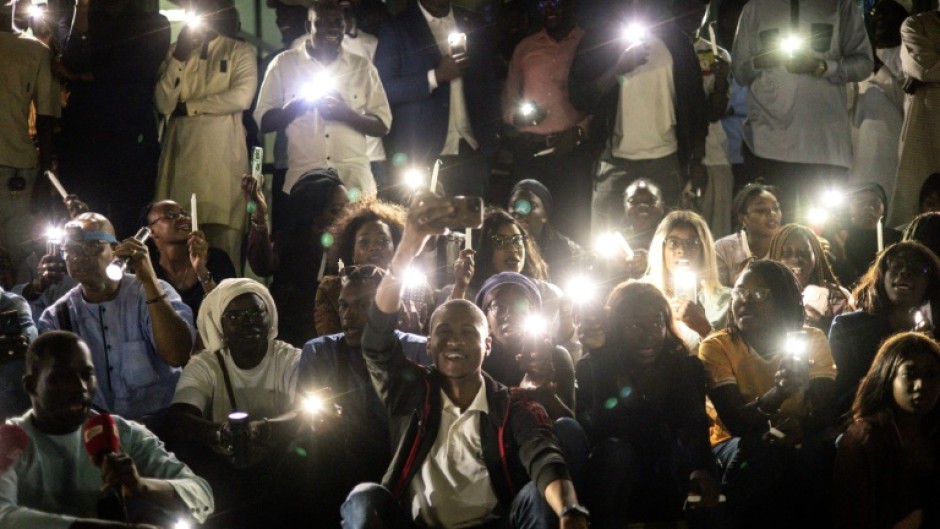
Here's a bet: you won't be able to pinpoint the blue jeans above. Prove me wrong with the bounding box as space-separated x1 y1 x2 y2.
341 481 556 529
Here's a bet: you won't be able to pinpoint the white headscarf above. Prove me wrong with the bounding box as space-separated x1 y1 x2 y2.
197 278 279 353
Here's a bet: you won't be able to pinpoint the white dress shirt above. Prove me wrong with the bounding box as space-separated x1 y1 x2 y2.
408 382 499 528
254 41 391 195
419 3 478 155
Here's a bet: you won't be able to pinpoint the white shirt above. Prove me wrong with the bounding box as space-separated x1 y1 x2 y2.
612 35 677 160
254 42 391 195
172 340 300 422
408 382 499 528
419 3 478 155
0 32 60 169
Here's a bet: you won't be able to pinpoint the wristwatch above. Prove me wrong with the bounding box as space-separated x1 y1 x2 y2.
560 504 591 521
813 60 828 78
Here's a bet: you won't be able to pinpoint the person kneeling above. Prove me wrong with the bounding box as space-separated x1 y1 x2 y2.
341 193 589 529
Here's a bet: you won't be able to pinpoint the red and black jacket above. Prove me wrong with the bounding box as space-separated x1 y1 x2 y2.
362 305 571 510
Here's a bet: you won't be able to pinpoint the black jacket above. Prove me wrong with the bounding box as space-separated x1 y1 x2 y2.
362 305 571 508
569 18 707 166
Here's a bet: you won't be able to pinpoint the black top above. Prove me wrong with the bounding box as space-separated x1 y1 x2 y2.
483 340 576 415
152 247 236 320
833 226 903 288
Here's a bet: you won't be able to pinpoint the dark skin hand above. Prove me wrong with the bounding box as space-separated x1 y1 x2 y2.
98 452 185 509
451 248 476 300
786 50 821 75
435 54 468 83
31 254 68 293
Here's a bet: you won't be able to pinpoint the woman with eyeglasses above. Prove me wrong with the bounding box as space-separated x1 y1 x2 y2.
244 170 350 346
766 224 854 332
576 281 720 526
141 199 236 320
714 183 782 287
829 241 940 419
644 210 730 351
167 278 302 526
832 332 940 529
699 259 837 527
315 198 431 336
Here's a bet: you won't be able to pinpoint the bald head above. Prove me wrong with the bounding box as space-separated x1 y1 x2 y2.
68 213 116 237
429 299 489 335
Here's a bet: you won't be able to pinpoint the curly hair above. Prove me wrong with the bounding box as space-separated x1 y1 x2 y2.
328 199 407 267
605 280 689 359
727 259 805 339
853 241 940 314
767 223 843 289
469 208 549 292
852 332 940 427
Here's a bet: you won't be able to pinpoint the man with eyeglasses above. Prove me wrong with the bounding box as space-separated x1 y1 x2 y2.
36 213 195 430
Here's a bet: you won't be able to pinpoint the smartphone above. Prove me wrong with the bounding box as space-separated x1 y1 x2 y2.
0 311 23 337
251 146 264 184
444 196 483 230
802 284 829 315
448 32 467 57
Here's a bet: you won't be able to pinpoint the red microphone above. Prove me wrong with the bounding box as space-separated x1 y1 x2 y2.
0 424 29 473
82 413 120 466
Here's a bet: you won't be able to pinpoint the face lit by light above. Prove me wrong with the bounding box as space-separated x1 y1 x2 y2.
621 22 647 45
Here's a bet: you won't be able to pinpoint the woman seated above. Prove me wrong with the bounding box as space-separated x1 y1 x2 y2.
142 199 236 321
832 332 940 529
828 182 902 288
830 241 940 418
715 183 782 287
644 210 730 351
903 211 940 260
576 281 719 526
315 198 430 336
766 223 854 332
699 260 837 528
244 170 349 346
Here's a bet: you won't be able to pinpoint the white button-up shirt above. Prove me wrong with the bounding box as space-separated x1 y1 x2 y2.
419 3 478 155
254 41 391 195
408 382 499 528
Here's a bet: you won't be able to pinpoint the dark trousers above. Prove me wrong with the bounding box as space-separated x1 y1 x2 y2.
742 148 848 222
341 481 557 529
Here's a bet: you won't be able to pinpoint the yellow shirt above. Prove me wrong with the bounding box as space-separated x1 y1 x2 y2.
698 327 837 446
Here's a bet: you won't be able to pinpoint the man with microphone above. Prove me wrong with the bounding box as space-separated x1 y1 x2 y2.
0 331 213 528
37 214 195 431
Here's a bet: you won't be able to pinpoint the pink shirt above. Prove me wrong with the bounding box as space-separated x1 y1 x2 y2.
503 27 589 135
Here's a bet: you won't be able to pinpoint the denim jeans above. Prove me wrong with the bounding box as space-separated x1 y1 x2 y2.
341 481 557 529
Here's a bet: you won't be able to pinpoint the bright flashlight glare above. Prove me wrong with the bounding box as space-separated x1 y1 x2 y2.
672 262 698 301
447 32 464 46
404 168 425 190
519 101 535 116
821 189 845 207
806 206 828 226
915 310 924 326
594 232 634 260
786 331 809 360
173 520 192 529
621 22 647 44
183 12 202 29
105 262 124 281
300 72 336 101
28 4 45 18
303 394 324 414
524 315 548 336
781 35 803 55
565 276 597 305
403 267 428 290
45 226 63 243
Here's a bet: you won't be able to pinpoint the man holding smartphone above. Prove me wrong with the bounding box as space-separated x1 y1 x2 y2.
375 0 500 199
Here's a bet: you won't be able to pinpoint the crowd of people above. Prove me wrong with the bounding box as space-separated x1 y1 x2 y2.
2 0 940 527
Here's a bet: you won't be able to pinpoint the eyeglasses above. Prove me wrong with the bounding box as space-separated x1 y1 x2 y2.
486 300 532 317
221 308 267 324
664 237 702 251
62 241 110 259
491 234 527 250
885 258 930 276
730 287 772 303
148 209 191 226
